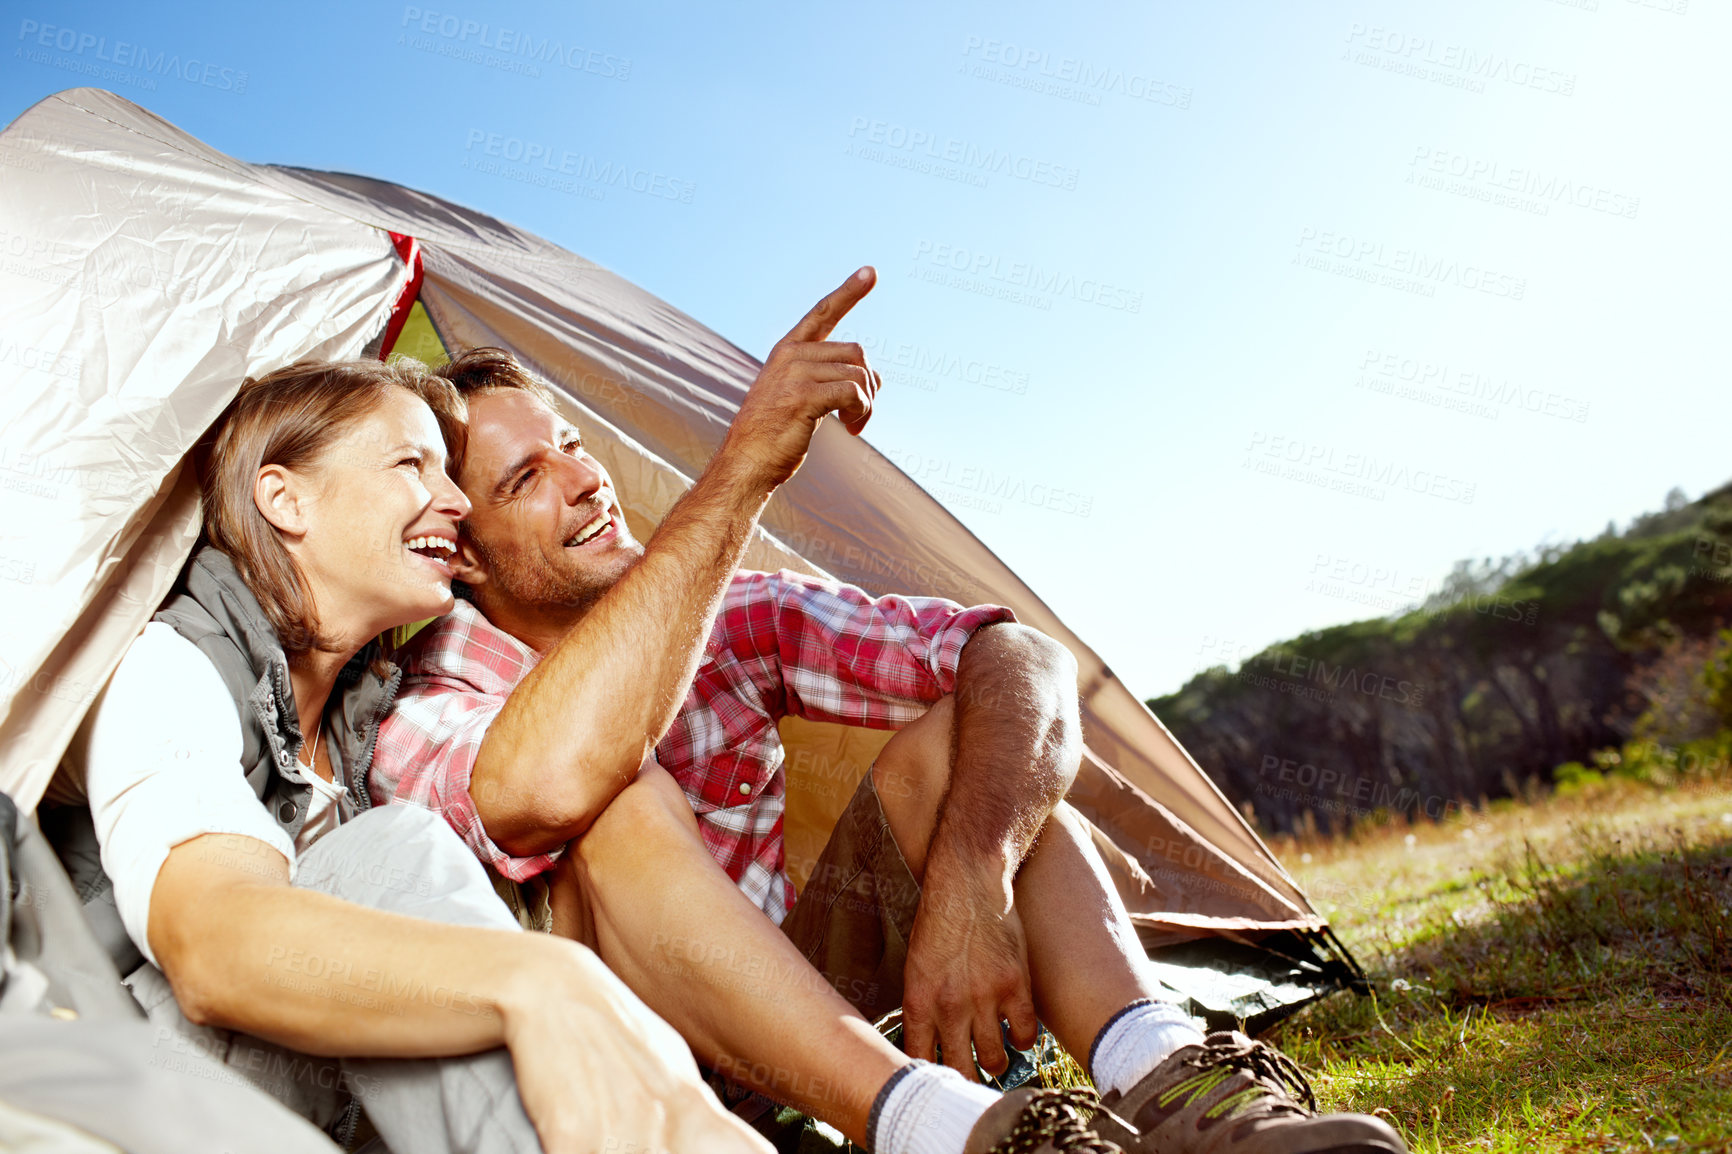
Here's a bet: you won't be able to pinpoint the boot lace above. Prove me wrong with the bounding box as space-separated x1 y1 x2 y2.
1172 1035 1318 1120
990 1087 1123 1154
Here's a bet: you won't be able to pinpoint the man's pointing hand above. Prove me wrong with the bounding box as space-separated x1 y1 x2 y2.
724 267 882 489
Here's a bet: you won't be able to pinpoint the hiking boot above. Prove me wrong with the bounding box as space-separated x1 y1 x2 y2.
1093 1031 1407 1154
964 1086 1125 1154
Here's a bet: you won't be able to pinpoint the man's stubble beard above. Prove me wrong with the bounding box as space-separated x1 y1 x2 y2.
475 533 644 618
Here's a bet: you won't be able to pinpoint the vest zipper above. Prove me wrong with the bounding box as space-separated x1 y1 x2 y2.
350 664 403 813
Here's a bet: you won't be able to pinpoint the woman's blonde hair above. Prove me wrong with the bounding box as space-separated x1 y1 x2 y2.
195 358 465 655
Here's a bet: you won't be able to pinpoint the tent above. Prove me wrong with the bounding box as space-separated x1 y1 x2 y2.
0 88 1361 1031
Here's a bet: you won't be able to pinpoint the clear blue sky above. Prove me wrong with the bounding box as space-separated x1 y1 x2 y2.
3 0 1726 700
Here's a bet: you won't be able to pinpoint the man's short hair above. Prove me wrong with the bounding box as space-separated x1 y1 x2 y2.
426 347 561 480
422 347 563 603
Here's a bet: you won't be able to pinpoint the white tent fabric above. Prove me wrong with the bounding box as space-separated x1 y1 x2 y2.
0 89 1322 946
0 89 409 814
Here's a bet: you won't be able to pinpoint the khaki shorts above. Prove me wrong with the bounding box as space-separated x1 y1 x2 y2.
778 766 921 1026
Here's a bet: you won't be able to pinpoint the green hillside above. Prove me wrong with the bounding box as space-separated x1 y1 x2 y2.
1149 483 1732 833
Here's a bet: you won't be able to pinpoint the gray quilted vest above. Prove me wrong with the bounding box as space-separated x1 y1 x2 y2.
48 545 401 974
153 547 401 840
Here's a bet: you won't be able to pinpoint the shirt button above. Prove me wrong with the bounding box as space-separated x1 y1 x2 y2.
737 781 752 797
278 801 298 822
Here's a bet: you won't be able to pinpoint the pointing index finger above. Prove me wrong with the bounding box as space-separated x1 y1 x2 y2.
783 266 876 345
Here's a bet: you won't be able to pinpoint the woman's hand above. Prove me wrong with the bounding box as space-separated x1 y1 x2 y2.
502 934 773 1154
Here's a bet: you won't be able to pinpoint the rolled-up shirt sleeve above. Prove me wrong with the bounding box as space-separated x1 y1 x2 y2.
747 570 1018 727
375 679 562 881
83 623 294 969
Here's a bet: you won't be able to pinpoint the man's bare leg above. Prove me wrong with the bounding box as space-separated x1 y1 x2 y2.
553 764 905 1146
871 697 1166 1068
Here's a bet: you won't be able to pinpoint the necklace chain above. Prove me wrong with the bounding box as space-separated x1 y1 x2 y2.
298 721 321 771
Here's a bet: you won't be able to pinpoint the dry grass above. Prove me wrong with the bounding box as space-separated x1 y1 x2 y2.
1267 775 1732 1153
783 776 1732 1152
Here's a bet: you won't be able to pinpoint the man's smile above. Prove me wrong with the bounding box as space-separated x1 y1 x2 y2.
563 510 616 549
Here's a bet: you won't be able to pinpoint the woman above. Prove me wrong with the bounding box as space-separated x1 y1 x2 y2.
79 358 768 1154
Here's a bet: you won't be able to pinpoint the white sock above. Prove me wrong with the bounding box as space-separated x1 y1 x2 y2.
870 1060 999 1154
1088 999 1207 1097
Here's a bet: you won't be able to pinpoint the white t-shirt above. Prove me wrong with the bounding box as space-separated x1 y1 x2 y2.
295 747 349 851
82 622 353 967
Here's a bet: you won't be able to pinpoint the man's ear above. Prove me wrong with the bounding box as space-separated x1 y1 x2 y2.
448 533 488 590
254 465 309 540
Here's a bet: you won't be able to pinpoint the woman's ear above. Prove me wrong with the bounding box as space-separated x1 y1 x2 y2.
254 465 308 540
447 534 488 591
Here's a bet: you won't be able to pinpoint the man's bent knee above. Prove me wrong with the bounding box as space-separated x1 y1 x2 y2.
872 695 955 804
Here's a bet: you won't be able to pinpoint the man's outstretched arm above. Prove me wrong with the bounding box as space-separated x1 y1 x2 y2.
474 269 882 856
899 622 1083 1078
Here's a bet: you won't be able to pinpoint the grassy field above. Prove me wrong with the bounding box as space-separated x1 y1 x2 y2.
797 776 1732 1153
1265 776 1732 1153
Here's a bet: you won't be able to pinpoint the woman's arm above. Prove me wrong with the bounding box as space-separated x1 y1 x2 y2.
86 626 767 1152
150 831 530 1051
151 834 768 1152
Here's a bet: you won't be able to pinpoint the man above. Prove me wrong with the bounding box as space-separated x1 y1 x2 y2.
373 269 1407 1154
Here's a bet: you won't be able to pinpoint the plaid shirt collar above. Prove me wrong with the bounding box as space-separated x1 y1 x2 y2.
400 598 541 694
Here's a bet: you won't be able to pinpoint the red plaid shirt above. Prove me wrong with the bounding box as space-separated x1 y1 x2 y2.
372 569 1014 923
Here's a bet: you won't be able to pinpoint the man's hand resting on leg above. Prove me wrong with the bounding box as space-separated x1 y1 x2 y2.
901 856 1040 1080
891 624 1082 1080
